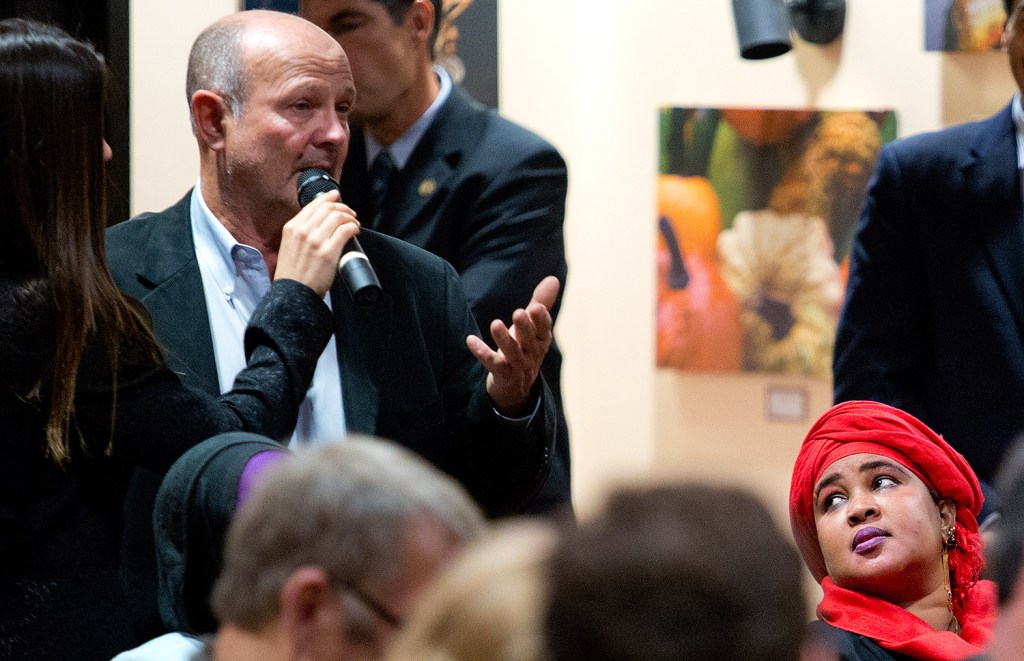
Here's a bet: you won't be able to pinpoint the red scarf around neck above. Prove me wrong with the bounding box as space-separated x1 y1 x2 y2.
817 577 998 660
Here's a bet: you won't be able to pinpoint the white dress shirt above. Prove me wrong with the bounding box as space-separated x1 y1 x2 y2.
190 183 346 447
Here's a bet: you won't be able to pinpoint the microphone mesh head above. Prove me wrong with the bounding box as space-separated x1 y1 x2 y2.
297 168 339 206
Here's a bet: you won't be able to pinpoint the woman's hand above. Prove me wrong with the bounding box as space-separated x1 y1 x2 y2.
275 189 359 297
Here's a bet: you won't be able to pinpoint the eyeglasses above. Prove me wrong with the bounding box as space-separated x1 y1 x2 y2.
343 581 403 629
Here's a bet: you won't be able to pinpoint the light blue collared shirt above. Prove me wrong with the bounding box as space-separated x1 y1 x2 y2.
365 65 453 166
1013 93 1024 172
190 182 346 447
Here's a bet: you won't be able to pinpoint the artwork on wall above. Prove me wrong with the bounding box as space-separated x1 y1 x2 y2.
656 107 897 379
244 0 298 12
436 0 498 108
924 0 1007 51
243 0 499 108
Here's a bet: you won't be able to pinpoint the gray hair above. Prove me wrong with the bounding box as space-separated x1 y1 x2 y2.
185 19 249 133
211 436 486 630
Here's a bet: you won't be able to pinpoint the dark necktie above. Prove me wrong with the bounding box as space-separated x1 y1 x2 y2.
369 149 397 219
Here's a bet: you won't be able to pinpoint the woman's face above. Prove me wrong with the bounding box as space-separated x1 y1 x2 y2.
813 452 955 602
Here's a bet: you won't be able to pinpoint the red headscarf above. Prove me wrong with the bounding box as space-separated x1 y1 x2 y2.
789 401 996 659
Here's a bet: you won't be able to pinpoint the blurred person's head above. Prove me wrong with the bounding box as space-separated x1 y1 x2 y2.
210 437 485 661
0 18 156 464
988 438 1024 604
385 521 557 661
981 437 1024 661
546 484 805 661
1004 1 1024 96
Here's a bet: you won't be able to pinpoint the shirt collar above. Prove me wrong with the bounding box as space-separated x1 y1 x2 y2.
190 181 271 300
1012 92 1024 171
365 65 452 170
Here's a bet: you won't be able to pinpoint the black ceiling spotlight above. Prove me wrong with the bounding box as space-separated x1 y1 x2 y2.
732 0 846 60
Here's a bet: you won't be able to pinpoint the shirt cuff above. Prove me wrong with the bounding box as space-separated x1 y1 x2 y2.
492 391 543 430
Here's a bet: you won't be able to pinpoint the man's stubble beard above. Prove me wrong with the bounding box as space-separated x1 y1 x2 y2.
222 151 298 230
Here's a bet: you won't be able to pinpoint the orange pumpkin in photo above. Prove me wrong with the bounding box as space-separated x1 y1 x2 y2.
657 175 722 257
655 176 742 371
721 108 815 146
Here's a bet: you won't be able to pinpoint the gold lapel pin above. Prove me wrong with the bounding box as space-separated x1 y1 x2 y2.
418 178 437 197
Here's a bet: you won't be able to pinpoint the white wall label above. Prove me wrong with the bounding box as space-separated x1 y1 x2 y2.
765 385 808 422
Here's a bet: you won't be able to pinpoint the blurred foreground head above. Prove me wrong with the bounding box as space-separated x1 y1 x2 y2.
385 523 561 661
546 483 806 661
989 438 1024 604
211 437 485 661
385 520 558 661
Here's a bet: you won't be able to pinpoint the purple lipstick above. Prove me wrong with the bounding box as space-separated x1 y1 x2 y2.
852 527 887 555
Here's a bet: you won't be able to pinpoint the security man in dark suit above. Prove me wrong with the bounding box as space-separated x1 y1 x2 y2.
300 0 572 514
835 0 1024 485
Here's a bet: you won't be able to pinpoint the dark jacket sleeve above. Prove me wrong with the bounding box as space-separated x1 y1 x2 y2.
456 134 569 335
75 279 332 472
807 620 906 660
439 261 556 517
833 142 931 417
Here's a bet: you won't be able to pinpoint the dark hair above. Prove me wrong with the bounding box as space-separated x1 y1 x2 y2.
1009 0 1019 19
0 18 159 463
990 438 1024 604
371 0 443 56
546 484 806 661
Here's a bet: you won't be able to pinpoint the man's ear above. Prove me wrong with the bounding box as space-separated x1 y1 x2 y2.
191 90 232 151
280 566 345 657
407 0 436 46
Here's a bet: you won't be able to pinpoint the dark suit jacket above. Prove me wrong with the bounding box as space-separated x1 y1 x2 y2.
834 103 1024 482
341 85 571 513
807 621 913 660
106 192 555 637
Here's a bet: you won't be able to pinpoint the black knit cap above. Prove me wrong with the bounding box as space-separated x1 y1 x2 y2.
154 432 287 634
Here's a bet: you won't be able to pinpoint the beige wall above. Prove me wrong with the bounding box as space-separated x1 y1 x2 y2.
499 0 1016 520
130 0 238 213
130 1 1018 519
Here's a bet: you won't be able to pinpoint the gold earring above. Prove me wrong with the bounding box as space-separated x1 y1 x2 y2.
942 526 961 636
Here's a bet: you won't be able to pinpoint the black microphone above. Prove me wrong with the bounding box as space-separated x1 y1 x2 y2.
297 168 381 307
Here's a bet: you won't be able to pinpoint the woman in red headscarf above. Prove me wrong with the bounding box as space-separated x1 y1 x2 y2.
789 400 998 660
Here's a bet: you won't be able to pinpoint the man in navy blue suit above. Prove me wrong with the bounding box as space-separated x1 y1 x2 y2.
834 0 1024 484
300 0 572 515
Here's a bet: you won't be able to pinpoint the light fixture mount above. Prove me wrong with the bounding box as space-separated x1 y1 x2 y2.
733 0 846 60
787 0 845 46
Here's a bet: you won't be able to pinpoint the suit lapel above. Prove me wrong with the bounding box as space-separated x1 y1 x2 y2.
364 88 489 239
967 104 1024 343
340 128 372 220
332 262 393 435
134 194 220 396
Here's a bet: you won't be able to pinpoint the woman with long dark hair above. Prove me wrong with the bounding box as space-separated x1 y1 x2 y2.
0 18 352 660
